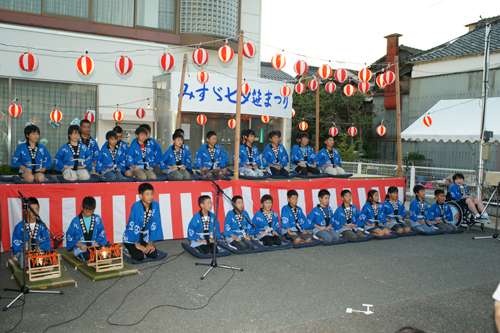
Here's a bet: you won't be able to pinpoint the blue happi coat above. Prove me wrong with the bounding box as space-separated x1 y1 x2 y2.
194 144 227 169
96 143 126 172
126 139 156 169
316 148 342 172
54 142 93 171
221 148 230 165
223 209 253 242
281 204 310 233
333 204 362 232
66 214 107 255
123 201 163 244
251 209 280 239
261 143 289 167
307 205 335 234
187 211 222 247
79 136 100 162
359 202 383 228
378 200 407 227
11 142 52 173
12 220 51 255
290 144 317 167
409 198 432 228
428 202 453 224
449 183 470 201
234 144 262 167
160 144 192 173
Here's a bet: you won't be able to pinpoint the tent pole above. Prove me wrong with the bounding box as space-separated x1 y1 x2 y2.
233 30 244 181
395 55 403 178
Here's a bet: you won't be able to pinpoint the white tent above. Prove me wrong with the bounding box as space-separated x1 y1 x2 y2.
402 98 500 144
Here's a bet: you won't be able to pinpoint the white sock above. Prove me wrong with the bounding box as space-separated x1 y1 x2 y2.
474 213 481 218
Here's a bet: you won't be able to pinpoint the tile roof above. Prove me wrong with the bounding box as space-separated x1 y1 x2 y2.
259 62 298 83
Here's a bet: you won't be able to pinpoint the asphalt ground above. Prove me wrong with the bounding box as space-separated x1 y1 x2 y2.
1 229 499 333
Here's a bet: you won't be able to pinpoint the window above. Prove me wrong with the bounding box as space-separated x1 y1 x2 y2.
180 0 239 37
44 0 89 19
137 0 175 31
0 0 42 14
92 0 134 27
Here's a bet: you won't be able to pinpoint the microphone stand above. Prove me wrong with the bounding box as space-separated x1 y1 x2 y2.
3 191 63 312
195 181 243 280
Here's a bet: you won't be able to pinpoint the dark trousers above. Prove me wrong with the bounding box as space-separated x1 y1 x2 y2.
295 165 320 175
124 239 158 261
231 239 255 251
196 242 219 254
261 235 281 246
269 167 289 177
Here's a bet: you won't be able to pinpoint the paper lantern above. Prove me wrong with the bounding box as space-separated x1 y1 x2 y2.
228 119 236 129
299 121 308 131
159 53 175 72
271 54 286 70
318 64 332 80
325 81 336 94
334 68 348 82
197 71 209 84
8 104 22 118
358 82 370 93
383 71 396 85
358 68 372 82
241 82 251 95
376 75 386 88
348 126 357 136
291 108 295 117
136 108 146 119
242 42 256 58
261 115 270 123
19 53 39 72
293 60 308 75
192 48 209 66
280 85 291 97
376 125 387 136
343 84 355 96
197 114 207 125
218 45 234 63
76 52 95 76
295 83 305 94
115 56 133 75
113 110 124 122
208 120 218 129
308 80 318 91
329 127 338 136
423 115 432 127
50 109 63 123
84 111 95 123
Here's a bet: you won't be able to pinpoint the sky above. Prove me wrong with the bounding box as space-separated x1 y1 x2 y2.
260 0 500 74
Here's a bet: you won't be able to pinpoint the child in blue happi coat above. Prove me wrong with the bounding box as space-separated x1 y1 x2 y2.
281 190 313 244
449 172 489 222
137 124 163 176
235 129 264 177
409 185 437 233
194 131 228 180
359 190 391 236
316 134 346 175
333 189 365 240
161 132 191 180
428 189 459 232
379 186 411 234
54 125 92 181
113 125 132 177
290 132 320 175
223 196 255 251
251 194 282 246
96 131 125 180
79 119 100 174
187 195 222 254
307 189 341 242
261 131 289 177
127 127 157 180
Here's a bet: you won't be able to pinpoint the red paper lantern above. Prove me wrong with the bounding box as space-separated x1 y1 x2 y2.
423 115 432 127
76 52 95 76
197 114 207 125
358 82 370 93
19 53 39 72
8 104 22 118
228 119 236 129
241 82 251 95
376 75 386 88
293 60 308 75
325 81 336 94
84 111 95 123
197 71 209 84
218 45 234 63
343 84 355 96
376 125 387 136
261 115 271 123
136 108 146 119
50 109 63 123
383 71 396 85
159 53 175 72
271 54 286 70
329 127 338 136
291 108 295 117
308 80 318 91
318 64 332 80
295 83 305 94
242 42 256 58
113 110 124 122
358 68 372 82
115 56 133 75
348 126 357 137
192 48 209 66
334 68 348 82
280 85 291 97
299 121 308 131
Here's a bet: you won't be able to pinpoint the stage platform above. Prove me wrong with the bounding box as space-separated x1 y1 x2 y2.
0 177 405 252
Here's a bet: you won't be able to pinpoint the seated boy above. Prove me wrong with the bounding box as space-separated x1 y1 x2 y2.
290 132 320 175
79 119 100 174
194 131 228 180
11 124 52 182
113 125 132 177
127 127 157 180
223 195 255 251
333 189 365 239
449 172 490 222
307 189 341 242
409 185 437 233
174 128 193 173
54 125 92 181
281 190 313 244
96 131 125 180
428 189 459 232
187 195 221 254
251 194 282 246
261 131 290 177
123 183 163 261
66 196 107 261
11 197 51 267
236 129 264 177
316 134 346 175
161 132 191 180
138 124 163 176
